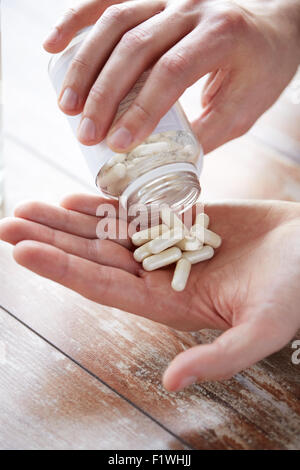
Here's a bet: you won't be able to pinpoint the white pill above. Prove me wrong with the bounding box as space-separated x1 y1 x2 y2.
131 224 169 247
195 212 210 229
176 236 202 251
143 247 182 271
133 242 152 262
182 246 214 264
149 228 185 254
160 206 189 235
106 153 126 168
171 258 192 292
101 163 127 186
190 225 222 249
182 145 195 157
130 141 171 158
113 163 127 178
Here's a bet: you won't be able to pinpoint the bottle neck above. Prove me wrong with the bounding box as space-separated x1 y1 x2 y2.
122 164 201 215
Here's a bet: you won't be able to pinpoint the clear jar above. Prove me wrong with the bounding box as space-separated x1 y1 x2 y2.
48 28 203 213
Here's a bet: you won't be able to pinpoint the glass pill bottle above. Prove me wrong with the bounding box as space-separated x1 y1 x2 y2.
48 28 203 213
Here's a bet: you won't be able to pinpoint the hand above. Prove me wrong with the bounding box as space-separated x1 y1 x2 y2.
1 195 300 390
44 0 300 153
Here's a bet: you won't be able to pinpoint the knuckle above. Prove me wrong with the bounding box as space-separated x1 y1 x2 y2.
120 28 150 51
89 85 107 105
64 7 81 24
96 264 113 295
86 239 99 260
71 54 89 72
215 5 248 36
130 101 153 124
57 252 71 283
183 0 202 7
159 51 189 77
101 5 130 25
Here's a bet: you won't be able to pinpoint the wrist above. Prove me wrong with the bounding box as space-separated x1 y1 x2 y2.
273 0 300 63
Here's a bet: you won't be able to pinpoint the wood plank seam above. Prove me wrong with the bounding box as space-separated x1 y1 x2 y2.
197 383 272 441
0 303 194 451
4 132 93 192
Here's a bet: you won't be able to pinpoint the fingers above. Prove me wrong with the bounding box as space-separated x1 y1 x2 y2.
163 316 295 391
60 193 118 216
60 194 131 248
106 28 228 152
43 0 116 53
13 241 148 314
14 201 99 239
201 68 229 108
14 199 131 249
76 5 193 145
0 217 139 274
59 0 166 117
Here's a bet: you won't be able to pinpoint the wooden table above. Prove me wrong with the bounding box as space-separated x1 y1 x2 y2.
0 0 299 450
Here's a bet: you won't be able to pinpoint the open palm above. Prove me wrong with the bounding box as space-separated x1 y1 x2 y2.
1 194 300 391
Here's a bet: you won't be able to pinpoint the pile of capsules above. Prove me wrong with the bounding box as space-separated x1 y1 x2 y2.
98 131 197 196
131 207 222 292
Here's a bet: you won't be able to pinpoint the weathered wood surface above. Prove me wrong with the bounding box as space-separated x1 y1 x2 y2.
0 242 299 450
1 0 300 451
0 307 187 450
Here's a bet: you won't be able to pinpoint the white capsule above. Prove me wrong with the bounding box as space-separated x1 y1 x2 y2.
182 145 195 157
130 141 171 158
133 242 152 262
160 206 189 235
195 212 210 229
143 247 182 271
131 224 169 247
106 153 127 168
176 236 202 251
190 225 222 249
171 258 192 292
100 163 127 186
182 246 214 264
148 228 185 254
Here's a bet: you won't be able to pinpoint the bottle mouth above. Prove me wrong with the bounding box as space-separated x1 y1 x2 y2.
120 163 201 214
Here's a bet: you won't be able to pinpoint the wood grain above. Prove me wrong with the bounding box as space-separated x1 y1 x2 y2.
0 243 299 450
2 0 300 451
0 306 187 450
2 114 300 451
3 138 95 217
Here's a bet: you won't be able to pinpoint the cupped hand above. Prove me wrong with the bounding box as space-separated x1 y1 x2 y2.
44 0 300 153
1 194 300 391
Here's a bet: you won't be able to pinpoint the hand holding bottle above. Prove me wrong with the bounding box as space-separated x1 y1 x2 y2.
44 0 300 153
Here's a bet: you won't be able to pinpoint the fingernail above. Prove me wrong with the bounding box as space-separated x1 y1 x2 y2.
60 88 79 111
78 118 96 142
107 127 133 150
45 27 60 44
176 375 198 391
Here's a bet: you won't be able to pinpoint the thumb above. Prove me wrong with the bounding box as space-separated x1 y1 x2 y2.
163 315 296 392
